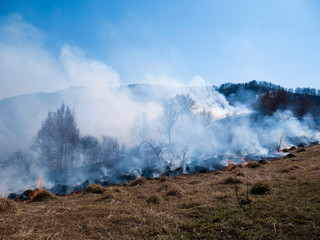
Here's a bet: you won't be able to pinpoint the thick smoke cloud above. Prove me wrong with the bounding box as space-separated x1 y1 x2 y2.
0 14 120 99
1 15 320 195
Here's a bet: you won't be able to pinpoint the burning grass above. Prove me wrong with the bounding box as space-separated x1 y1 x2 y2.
1 145 320 239
29 190 56 202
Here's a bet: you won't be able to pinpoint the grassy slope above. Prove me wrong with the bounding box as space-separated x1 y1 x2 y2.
0 146 320 240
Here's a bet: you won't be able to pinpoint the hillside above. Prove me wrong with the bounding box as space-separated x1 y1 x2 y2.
1 144 320 239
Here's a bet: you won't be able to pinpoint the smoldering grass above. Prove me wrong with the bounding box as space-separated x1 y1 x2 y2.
29 190 56 202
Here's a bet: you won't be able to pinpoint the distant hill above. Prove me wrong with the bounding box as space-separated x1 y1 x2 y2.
218 80 320 117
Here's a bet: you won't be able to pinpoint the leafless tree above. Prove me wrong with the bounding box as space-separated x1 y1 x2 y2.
162 94 196 145
101 136 120 163
80 135 101 165
33 104 80 172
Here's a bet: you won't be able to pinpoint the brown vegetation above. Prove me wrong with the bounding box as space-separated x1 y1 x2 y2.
250 181 271 195
30 190 56 202
0 198 17 213
85 184 106 194
1 145 320 239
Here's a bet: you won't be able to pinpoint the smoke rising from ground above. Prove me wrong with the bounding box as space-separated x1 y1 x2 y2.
1 15 320 195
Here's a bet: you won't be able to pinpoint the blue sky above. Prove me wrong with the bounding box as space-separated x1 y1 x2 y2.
1 0 320 97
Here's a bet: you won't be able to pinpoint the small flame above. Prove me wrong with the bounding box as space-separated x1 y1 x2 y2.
241 157 249 167
72 184 77 195
36 175 43 190
30 175 43 200
225 159 233 171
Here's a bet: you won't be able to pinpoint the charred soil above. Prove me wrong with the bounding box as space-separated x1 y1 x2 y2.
1 145 320 239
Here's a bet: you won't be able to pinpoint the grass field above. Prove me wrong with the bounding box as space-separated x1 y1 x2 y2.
1 145 320 239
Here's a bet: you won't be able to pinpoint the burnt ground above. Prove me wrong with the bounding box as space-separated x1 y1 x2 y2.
1 145 320 239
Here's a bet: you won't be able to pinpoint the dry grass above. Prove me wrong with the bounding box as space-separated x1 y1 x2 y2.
85 184 106 194
1 145 320 239
250 180 271 195
127 176 147 186
0 198 17 213
29 190 56 202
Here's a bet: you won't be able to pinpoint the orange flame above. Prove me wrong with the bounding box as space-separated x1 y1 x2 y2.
30 175 43 200
36 175 43 190
72 184 77 195
241 158 249 167
225 159 233 171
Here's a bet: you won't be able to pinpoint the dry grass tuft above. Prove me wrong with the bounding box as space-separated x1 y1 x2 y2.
30 190 56 202
165 189 183 198
259 159 268 165
246 161 261 168
284 153 296 159
250 181 271 195
146 195 161 204
296 148 306 153
128 176 147 186
231 164 243 170
0 198 18 213
222 177 242 185
96 192 114 202
163 185 184 198
236 172 245 177
85 184 106 194
159 176 169 182
279 166 300 173
157 183 170 192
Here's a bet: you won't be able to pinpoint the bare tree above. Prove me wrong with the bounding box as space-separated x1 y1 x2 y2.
162 94 196 145
163 99 179 145
131 114 150 143
80 135 101 165
101 136 120 163
140 139 163 169
33 104 80 172
174 94 196 121
199 108 212 126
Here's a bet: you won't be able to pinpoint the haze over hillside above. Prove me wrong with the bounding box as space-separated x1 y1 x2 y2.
1 81 320 195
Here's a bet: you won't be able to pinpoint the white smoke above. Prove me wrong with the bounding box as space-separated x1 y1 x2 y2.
1 14 320 196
